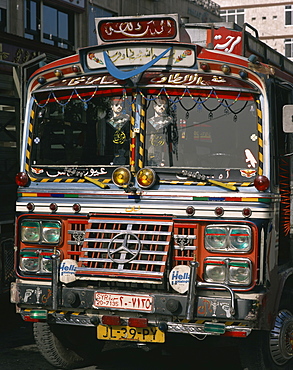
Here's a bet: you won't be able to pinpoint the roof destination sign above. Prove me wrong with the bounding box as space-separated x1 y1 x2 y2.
95 14 191 44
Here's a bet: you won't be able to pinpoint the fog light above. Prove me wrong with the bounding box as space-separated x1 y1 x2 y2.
166 299 180 313
112 167 131 187
65 291 80 307
136 168 156 189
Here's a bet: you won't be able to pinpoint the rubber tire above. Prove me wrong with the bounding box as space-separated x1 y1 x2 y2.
33 322 103 369
239 299 293 370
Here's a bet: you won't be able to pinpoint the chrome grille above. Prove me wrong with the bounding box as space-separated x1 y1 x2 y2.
173 222 198 265
67 217 173 283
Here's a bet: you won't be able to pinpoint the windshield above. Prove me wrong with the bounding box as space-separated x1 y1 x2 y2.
30 89 258 180
31 91 132 167
145 95 258 170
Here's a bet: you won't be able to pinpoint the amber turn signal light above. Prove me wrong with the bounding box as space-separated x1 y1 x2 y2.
112 167 131 187
136 168 156 189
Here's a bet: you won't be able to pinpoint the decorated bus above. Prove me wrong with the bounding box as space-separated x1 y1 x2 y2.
11 14 293 369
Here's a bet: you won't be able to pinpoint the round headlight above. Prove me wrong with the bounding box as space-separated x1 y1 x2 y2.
20 251 40 272
136 168 156 189
229 262 251 285
205 263 226 283
112 167 131 187
42 257 52 273
230 228 251 251
21 221 41 243
42 221 61 243
205 227 228 250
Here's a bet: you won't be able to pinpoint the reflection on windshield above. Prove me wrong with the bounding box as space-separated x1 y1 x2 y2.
145 95 258 170
31 94 132 166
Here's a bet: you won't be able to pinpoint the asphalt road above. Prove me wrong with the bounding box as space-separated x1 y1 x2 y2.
0 292 244 370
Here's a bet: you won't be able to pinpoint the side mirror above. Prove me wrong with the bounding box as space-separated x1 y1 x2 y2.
283 105 293 133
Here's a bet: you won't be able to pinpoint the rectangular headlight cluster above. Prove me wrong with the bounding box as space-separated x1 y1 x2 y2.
19 248 59 274
205 224 251 253
204 257 252 286
21 220 61 245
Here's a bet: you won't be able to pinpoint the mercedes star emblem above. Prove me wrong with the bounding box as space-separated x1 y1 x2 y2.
107 232 141 263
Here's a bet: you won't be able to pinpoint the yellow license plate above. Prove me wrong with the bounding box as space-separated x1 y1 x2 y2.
97 325 165 343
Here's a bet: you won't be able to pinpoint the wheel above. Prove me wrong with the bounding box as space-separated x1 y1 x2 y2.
33 322 104 369
239 303 293 369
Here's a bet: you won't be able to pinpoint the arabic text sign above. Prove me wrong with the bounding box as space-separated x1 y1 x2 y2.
97 18 177 42
86 46 195 70
207 27 242 56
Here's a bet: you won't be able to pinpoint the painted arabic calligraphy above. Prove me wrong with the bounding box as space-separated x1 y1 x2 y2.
125 206 141 212
86 46 194 70
150 73 226 86
108 47 168 63
100 19 176 40
31 167 108 178
214 34 242 53
65 76 117 86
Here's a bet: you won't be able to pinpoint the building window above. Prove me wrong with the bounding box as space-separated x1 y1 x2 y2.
88 5 116 46
285 39 293 58
285 5 293 26
0 7 7 32
25 0 74 50
25 0 40 40
220 9 245 27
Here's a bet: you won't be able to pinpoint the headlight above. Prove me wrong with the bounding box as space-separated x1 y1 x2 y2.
20 249 59 274
21 220 61 245
205 225 251 253
204 260 226 283
42 221 61 243
21 221 41 243
20 251 40 272
204 258 252 286
228 261 251 285
205 227 228 250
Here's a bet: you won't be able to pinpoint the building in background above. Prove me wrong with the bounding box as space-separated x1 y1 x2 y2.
216 0 293 60
0 0 221 274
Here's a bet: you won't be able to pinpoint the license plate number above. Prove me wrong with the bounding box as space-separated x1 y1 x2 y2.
93 292 154 312
97 325 165 343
